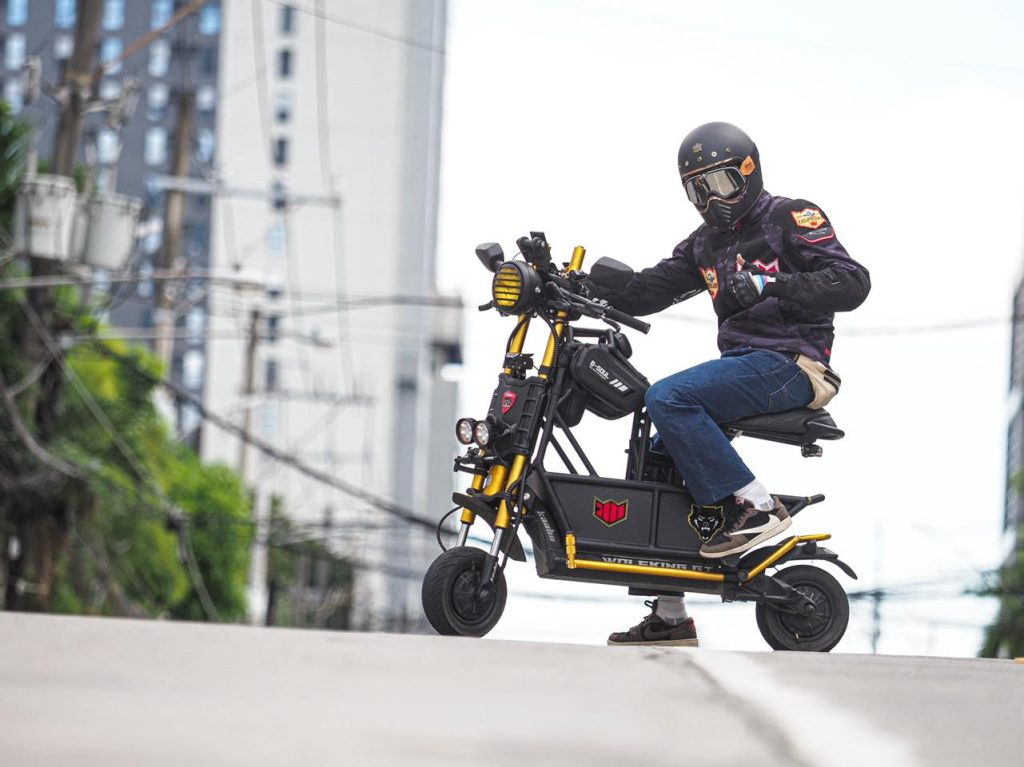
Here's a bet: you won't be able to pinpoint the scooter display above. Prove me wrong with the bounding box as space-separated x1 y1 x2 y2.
421 233 856 651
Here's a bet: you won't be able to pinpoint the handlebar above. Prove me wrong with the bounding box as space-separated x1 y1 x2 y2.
552 283 650 335
603 305 651 334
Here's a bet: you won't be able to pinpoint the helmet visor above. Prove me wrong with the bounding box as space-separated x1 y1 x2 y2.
683 166 745 207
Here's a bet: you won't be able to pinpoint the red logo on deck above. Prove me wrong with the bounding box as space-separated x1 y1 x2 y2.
593 498 629 527
501 391 517 414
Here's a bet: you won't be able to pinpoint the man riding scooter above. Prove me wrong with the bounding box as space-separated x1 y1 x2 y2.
600 121 870 647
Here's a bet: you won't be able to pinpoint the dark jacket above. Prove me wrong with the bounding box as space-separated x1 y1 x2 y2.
606 190 870 363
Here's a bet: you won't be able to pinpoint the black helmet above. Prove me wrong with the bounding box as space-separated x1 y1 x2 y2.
677 122 763 230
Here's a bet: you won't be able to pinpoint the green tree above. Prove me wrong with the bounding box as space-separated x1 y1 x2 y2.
979 549 1024 658
0 100 252 621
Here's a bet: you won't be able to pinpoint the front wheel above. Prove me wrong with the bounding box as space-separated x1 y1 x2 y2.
755 564 849 652
422 547 507 637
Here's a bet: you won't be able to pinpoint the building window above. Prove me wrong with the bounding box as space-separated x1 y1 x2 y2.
145 127 167 166
281 5 296 34
142 222 162 255
98 79 121 101
199 46 217 75
96 128 120 165
179 404 201 437
272 137 288 167
147 82 169 120
149 39 171 77
196 129 215 164
196 84 216 113
264 360 279 393
266 315 280 343
277 49 292 78
267 220 286 256
183 350 205 390
186 307 206 339
103 0 125 31
6 0 28 27
151 0 172 29
199 3 221 35
100 37 123 74
54 34 74 60
274 91 291 123
138 261 154 298
5 34 26 70
55 0 76 29
4 79 24 112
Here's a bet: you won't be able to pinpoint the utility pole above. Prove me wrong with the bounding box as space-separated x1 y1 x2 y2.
239 307 268 625
53 1 104 178
6 0 104 612
238 307 261 480
154 90 195 372
25 0 103 440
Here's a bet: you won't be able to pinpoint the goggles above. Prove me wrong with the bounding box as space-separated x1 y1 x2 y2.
682 164 746 208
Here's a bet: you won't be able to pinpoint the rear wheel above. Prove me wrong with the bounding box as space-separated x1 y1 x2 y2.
755 565 849 652
422 547 507 637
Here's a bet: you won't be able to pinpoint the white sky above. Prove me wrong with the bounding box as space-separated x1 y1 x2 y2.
435 0 1024 655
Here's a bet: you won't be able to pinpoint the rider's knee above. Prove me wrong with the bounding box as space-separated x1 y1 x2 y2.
645 379 674 416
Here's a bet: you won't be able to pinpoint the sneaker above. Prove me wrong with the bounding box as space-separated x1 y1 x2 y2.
607 600 699 647
699 496 791 559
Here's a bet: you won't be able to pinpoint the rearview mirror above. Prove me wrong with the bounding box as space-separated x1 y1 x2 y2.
588 256 635 290
475 243 504 272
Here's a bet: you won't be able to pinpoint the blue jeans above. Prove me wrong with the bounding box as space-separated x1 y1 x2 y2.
645 349 813 506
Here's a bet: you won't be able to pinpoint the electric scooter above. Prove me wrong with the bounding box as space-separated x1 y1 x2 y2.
421 233 855 651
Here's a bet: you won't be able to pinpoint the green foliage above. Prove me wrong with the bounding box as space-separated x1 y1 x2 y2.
979 470 1024 657
0 101 252 621
0 101 30 236
979 547 1024 658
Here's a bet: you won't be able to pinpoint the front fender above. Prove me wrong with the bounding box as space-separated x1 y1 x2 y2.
451 492 527 562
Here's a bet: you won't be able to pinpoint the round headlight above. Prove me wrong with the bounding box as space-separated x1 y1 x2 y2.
492 261 542 316
473 420 492 447
456 418 476 445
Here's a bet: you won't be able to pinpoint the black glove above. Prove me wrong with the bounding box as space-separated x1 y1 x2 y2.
731 269 771 308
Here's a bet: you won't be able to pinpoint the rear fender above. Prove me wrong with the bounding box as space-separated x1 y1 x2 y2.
741 539 857 580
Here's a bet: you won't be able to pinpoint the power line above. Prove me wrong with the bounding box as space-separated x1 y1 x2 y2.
20 300 223 621
266 0 446 55
91 341 440 534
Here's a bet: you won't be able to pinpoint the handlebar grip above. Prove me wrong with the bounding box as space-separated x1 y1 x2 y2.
604 306 651 334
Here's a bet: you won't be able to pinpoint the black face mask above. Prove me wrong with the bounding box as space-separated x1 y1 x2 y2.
685 160 764 230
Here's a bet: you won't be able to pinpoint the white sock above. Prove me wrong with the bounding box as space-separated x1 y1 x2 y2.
655 595 689 624
734 478 773 511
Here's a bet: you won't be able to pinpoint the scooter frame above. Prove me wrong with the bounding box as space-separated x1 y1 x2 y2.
448 245 856 615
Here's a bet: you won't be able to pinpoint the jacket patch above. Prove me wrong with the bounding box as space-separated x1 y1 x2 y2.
735 257 779 273
797 226 835 244
790 207 827 229
701 266 719 299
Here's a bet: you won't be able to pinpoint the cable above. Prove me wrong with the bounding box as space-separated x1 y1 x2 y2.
265 0 446 55
92 340 442 533
20 300 222 621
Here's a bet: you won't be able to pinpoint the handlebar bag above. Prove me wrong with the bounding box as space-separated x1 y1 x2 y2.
567 343 649 420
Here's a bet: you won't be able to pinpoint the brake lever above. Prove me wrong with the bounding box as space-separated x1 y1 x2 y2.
478 301 494 311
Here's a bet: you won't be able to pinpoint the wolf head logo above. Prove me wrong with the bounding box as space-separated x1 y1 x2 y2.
688 505 725 543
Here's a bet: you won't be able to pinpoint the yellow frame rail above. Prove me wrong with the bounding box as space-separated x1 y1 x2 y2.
564 533 831 584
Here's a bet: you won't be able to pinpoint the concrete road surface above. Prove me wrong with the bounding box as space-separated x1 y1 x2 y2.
0 613 1021 766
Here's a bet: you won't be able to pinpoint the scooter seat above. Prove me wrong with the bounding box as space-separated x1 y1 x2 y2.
721 408 844 446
